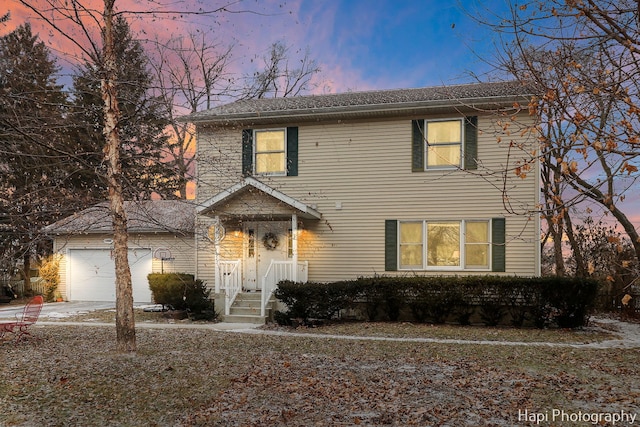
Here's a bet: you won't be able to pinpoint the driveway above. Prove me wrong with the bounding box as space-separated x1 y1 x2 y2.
0 300 115 320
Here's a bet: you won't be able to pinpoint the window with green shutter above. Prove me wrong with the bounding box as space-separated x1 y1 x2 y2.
491 217 506 272
242 129 253 176
411 116 478 171
242 127 298 176
385 217 504 272
385 220 398 271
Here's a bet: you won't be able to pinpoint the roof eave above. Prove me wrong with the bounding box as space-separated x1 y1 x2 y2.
181 94 533 125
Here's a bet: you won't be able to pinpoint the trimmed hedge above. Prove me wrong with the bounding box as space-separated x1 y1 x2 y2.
274 276 599 329
147 273 216 320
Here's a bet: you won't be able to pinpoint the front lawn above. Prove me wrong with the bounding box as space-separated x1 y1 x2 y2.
1 324 638 426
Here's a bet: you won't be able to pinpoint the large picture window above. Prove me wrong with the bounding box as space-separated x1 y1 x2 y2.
255 129 286 174
397 219 491 270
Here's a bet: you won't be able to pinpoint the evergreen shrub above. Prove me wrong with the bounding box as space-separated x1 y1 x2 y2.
273 275 599 328
147 273 216 320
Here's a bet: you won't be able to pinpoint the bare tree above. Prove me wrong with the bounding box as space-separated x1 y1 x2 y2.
149 32 234 199
149 37 324 199
243 41 322 99
476 0 640 268
100 0 136 352
15 0 279 351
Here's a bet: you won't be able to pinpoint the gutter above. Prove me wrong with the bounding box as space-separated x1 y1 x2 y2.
181 94 534 125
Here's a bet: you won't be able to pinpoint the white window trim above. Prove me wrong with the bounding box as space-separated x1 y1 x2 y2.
397 219 492 272
254 128 287 176
423 118 464 170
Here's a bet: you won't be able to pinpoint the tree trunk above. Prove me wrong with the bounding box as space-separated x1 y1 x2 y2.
101 0 136 353
22 250 31 294
563 210 586 277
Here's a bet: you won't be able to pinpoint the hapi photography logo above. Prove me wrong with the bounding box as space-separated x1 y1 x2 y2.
518 409 637 425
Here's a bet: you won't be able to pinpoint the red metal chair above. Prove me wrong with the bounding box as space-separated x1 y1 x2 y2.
0 295 44 343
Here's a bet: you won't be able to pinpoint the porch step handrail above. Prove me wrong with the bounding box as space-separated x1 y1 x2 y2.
221 260 241 316
261 260 308 317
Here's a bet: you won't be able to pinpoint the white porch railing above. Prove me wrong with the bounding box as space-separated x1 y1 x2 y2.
261 260 308 317
220 260 241 316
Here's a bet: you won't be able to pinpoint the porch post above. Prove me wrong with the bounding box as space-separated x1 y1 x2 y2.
214 215 220 294
292 213 298 282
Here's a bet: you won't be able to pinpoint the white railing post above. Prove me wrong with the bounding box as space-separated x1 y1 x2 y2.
260 258 309 318
221 260 241 316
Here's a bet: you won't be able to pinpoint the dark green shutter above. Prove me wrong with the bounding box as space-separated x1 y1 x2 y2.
385 220 398 271
491 217 506 272
411 120 424 172
242 129 253 176
464 116 478 170
286 127 298 176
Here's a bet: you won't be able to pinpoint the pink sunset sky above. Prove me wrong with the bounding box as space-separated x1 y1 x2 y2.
2 0 639 228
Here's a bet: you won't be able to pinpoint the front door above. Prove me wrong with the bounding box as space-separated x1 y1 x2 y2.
243 221 288 291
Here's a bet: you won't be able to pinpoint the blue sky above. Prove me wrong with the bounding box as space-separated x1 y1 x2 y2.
296 0 502 90
265 0 508 92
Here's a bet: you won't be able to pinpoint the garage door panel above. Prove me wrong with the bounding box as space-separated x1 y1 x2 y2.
68 249 152 303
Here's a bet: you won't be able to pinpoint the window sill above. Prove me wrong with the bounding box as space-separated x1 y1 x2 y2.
398 267 491 272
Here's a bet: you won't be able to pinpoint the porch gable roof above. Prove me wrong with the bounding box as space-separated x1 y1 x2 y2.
197 177 322 220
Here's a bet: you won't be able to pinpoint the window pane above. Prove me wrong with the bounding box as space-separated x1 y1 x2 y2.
427 144 461 167
256 153 285 173
465 245 488 267
428 121 461 143
256 130 285 151
400 222 422 243
427 222 460 266
400 222 423 269
465 221 489 268
466 221 488 243
400 246 423 268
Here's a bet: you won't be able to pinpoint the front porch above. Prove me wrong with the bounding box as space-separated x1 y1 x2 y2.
197 178 321 324
219 259 308 323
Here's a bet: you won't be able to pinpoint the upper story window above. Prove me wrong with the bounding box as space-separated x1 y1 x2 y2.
255 129 286 175
426 120 462 168
412 116 477 172
242 127 298 177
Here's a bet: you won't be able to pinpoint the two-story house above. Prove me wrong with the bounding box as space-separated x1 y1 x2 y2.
186 81 540 322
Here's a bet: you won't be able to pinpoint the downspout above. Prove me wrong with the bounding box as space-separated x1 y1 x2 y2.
292 213 298 282
214 215 220 293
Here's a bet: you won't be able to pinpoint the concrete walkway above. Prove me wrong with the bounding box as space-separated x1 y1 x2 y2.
2 301 639 348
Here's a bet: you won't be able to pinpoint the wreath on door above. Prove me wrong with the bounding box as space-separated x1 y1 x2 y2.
262 232 279 250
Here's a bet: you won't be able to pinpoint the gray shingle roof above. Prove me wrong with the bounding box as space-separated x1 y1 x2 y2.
44 200 195 234
183 81 533 125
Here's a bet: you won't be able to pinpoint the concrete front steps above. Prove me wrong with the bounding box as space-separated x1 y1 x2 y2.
222 291 274 324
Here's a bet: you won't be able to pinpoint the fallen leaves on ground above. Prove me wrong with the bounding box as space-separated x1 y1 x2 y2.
2 324 638 426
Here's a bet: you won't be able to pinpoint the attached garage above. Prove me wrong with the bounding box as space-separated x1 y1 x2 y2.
67 248 152 303
44 200 196 303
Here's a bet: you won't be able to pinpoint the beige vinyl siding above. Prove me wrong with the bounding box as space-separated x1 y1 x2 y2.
194 217 245 287
52 233 195 299
196 114 539 283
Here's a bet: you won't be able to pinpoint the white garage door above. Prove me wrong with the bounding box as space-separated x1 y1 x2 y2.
68 248 152 303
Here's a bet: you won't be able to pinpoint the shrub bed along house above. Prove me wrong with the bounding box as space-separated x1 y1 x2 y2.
147 273 216 320
273 276 599 329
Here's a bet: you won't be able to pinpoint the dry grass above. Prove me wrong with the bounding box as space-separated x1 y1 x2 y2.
45 308 617 344
1 321 638 426
271 320 616 344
